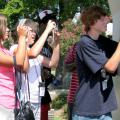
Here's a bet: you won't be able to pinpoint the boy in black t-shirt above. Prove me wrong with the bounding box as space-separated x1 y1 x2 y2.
72 5 120 120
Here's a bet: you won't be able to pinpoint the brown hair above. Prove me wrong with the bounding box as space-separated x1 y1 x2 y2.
0 14 7 40
24 19 40 44
11 19 39 43
24 19 39 35
81 6 107 32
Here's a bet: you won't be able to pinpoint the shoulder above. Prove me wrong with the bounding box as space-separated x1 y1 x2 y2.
77 35 95 49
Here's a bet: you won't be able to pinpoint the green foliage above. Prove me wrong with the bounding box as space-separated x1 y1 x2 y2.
54 117 61 120
60 0 78 20
0 0 7 9
3 36 13 49
63 104 67 114
63 104 68 119
61 38 77 58
65 23 73 32
0 0 110 27
51 93 67 110
60 20 82 58
0 0 24 16
3 40 11 49
79 0 110 12
0 0 24 27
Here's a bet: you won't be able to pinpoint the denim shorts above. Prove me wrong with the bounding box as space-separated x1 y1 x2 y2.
72 112 112 120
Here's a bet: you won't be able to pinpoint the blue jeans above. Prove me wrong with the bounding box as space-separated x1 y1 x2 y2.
72 113 112 120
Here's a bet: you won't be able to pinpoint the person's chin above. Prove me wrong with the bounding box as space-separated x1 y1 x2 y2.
30 39 34 44
31 40 35 44
32 41 35 44
4 36 9 40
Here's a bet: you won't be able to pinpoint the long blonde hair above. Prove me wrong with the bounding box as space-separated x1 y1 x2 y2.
0 13 7 40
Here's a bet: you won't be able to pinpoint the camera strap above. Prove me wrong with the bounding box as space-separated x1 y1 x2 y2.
13 55 23 109
25 74 31 103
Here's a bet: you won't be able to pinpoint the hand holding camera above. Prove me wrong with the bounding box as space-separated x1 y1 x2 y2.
46 20 57 33
47 29 60 47
46 20 60 46
17 25 28 38
17 19 28 41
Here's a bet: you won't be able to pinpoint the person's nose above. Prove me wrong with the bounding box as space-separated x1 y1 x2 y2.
105 16 111 24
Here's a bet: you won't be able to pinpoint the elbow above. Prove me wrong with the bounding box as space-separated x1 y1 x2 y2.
17 62 29 73
107 67 116 73
15 58 25 68
29 51 39 58
16 61 24 68
49 62 58 69
31 54 38 58
22 67 29 73
22 65 29 73
53 63 58 68
31 51 38 58
105 64 117 73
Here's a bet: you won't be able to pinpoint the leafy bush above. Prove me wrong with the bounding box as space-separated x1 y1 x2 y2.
63 104 68 119
51 93 67 110
61 38 76 58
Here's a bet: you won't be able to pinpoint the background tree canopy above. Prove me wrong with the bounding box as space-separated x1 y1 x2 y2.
0 0 110 28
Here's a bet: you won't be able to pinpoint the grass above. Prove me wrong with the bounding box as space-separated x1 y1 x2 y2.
50 92 68 120
51 92 67 109
54 117 61 120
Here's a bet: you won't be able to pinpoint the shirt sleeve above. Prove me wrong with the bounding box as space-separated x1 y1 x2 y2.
76 37 108 74
37 54 44 64
9 44 18 54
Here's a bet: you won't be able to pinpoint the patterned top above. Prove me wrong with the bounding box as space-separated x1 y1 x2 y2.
64 43 79 103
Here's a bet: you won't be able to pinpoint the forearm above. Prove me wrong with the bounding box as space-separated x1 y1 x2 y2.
15 36 27 66
104 42 120 73
28 29 50 57
48 42 60 68
22 51 29 72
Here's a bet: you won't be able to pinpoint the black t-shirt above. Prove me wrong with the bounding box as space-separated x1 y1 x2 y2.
98 35 118 59
73 35 118 116
41 44 53 104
